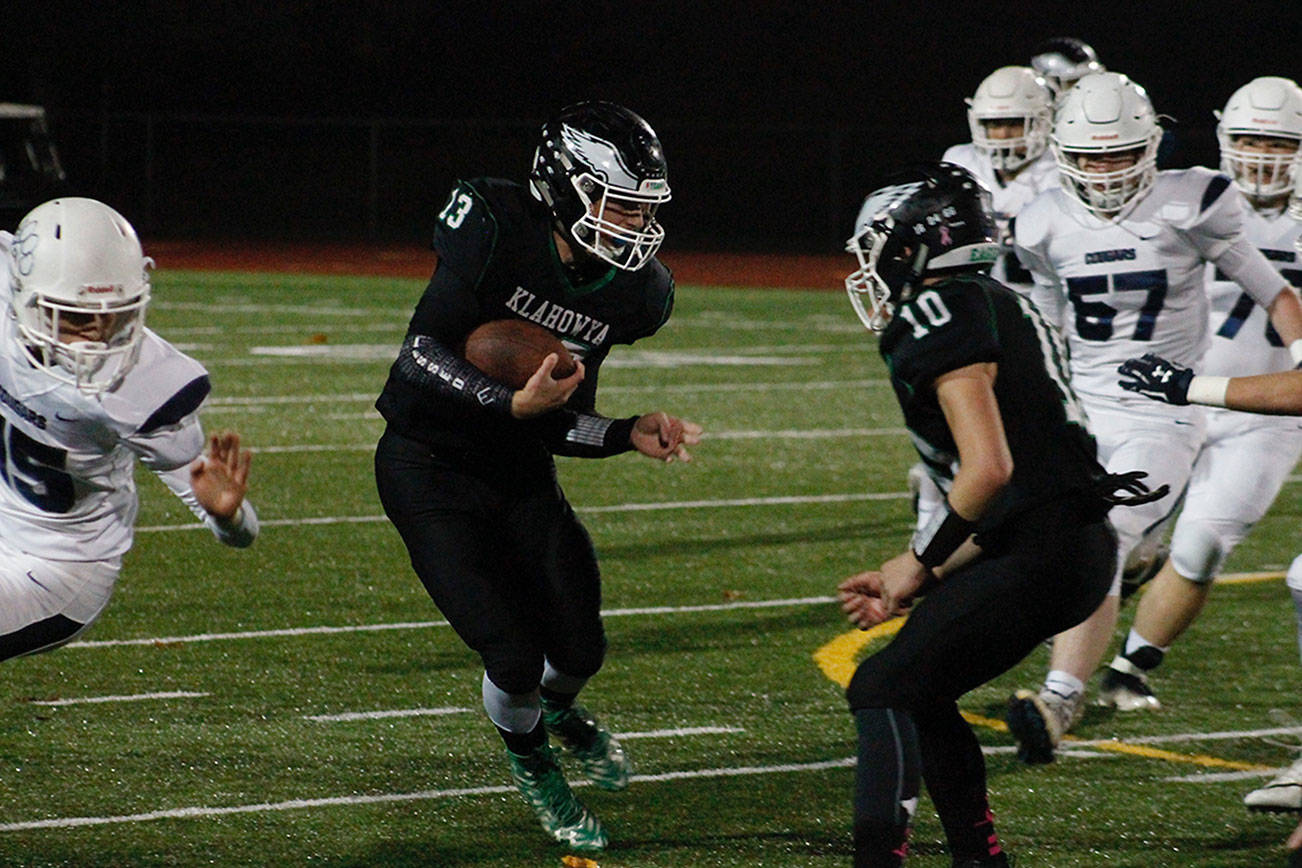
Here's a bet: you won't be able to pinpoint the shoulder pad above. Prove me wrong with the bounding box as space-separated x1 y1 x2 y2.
431 178 512 286
1012 190 1059 247
100 331 211 435
641 260 675 336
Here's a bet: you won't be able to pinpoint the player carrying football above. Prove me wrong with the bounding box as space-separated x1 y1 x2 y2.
0 197 258 661
836 162 1161 867
373 101 700 852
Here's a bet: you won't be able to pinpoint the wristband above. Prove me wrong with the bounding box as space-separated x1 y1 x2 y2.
911 498 976 569
214 506 245 530
1186 375 1230 408
1290 338 1302 367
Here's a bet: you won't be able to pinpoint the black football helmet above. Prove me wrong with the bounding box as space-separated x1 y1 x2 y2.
529 101 671 271
1030 37 1104 96
844 162 1000 332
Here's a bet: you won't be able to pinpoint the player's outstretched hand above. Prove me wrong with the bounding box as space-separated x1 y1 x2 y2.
1117 353 1193 405
837 570 912 629
191 430 252 521
630 411 703 463
510 355 586 419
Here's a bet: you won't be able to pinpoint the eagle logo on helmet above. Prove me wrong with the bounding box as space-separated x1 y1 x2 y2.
560 124 640 190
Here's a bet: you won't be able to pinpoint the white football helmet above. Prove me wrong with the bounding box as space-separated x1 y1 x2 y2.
1216 77 1302 203
966 66 1053 174
1290 155 1302 225
1051 72 1161 218
7 198 151 394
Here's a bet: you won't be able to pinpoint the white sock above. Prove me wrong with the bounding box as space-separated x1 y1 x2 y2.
1043 671 1084 702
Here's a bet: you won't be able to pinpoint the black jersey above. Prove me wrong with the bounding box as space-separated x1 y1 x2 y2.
879 273 1107 533
376 178 674 460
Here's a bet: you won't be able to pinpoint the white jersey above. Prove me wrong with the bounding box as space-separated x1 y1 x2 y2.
1201 207 1302 378
1014 167 1286 407
0 226 244 563
940 144 1058 287
0 311 212 561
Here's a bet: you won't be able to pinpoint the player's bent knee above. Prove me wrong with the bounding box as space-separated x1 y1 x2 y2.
480 652 545 697
1169 522 1231 585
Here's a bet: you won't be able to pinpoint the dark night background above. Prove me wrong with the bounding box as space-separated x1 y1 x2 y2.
4 1 1301 253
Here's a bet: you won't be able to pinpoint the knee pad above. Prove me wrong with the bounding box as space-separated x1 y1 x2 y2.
481 671 540 733
1169 521 1232 585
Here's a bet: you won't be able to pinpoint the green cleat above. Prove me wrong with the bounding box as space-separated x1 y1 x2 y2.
507 743 608 851
542 699 632 792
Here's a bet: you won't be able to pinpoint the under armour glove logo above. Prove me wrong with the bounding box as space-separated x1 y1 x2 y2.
1117 353 1193 405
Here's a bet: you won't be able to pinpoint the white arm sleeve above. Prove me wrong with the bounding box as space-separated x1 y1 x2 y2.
154 463 260 548
1212 236 1292 309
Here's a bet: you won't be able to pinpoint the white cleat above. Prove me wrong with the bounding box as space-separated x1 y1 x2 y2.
1245 756 1302 813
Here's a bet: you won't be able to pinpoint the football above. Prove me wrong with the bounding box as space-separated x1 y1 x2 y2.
462 319 577 389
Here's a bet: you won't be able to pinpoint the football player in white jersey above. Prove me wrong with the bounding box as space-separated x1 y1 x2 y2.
0 197 258 661
1007 72 1302 757
900 67 1063 534
941 65 1060 293
1120 162 1302 823
1097 77 1302 715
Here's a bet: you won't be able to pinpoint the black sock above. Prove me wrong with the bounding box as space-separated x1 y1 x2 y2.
539 686 577 708
1124 644 1165 671
497 719 547 755
852 707 919 867
914 703 1001 863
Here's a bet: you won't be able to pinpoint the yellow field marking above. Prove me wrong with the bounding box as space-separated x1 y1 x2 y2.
1217 571 1284 585
814 602 1275 772
812 618 905 688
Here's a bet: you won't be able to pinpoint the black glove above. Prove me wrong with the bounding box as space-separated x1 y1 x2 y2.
1117 353 1193 405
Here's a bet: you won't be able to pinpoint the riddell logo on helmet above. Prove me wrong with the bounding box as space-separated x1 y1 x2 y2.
79 284 121 296
1091 134 1120 140
1251 117 1280 126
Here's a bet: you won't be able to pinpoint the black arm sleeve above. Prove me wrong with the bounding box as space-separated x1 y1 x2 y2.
393 334 515 416
535 411 639 458
529 347 637 457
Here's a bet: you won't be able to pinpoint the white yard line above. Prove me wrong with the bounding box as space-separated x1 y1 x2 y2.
30 691 209 707
1076 724 1302 746
223 428 908 452
304 707 472 722
200 379 888 406
616 726 745 739
134 491 910 533
1164 769 1280 783
66 596 837 650
0 758 857 832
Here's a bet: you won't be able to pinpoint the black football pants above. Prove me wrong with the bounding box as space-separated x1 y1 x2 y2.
846 512 1115 865
374 430 606 695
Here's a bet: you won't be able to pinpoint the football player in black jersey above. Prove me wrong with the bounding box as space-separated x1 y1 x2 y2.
373 101 701 852
836 163 1162 867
